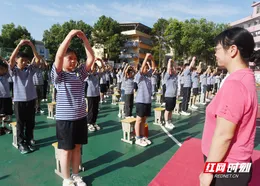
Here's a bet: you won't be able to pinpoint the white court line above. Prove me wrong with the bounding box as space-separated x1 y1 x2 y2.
160 125 182 147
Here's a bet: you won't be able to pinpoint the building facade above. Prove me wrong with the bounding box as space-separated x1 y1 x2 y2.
119 23 152 65
35 40 50 60
230 1 260 49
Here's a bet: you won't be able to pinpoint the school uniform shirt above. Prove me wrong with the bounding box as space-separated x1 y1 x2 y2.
215 75 221 84
180 74 184 85
135 70 153 104
151 74 157 85
206 74 212 85
0 73 11 98
124 77 134 95
105 72 110 81
99 72 106 85
200 74 207 86
164 72 178 98
51 64 88 121
183 68 192 88
161 72 166 85
10 65 37 102
121 75 125 90
86 72 100 97
8 76 12 83
116 72 122 83
191 71 199 89
33 68 44 86
210 76 215 85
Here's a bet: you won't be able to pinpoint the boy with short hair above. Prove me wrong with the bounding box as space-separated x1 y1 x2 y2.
9 39 41 154
52 30 94 186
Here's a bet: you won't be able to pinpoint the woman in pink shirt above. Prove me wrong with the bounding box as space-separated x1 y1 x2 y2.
200 27 257 186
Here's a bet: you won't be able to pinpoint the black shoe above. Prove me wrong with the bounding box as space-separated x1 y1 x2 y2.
27 143 37 152
18 143 30 154
27 140 37 151
30 139 36 145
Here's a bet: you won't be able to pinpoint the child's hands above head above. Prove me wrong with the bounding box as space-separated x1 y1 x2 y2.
18 39 30 46
146 53 152 58
76 31 86 40
67 30 81 38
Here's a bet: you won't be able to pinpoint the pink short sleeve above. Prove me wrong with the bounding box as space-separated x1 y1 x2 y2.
215 80 246 125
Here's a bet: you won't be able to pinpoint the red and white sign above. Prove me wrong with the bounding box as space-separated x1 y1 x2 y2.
204 162 251 174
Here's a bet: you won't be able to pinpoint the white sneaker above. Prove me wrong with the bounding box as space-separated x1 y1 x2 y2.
200 102 207 105
206 99 210 102
72 175 86 186
94 124 101 131
161 103 165 106
181 111 191 116
63 179 75 186
88 124 96 132
165 123 175 130
190 105 198 110
142 137 152 145
192 105 198 109
135 138 148 147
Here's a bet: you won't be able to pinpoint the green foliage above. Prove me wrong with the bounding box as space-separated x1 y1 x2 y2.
151 18 169 66
92 15 126 61
43 20 92 61
0 23 34 58
163 18 228 65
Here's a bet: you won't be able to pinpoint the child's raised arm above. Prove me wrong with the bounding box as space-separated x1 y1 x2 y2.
27 40 41 64
54 30 79 73
77 31 95 71
9 40 27 69
140 53 151 74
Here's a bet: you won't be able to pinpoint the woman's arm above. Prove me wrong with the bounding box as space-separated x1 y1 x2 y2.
206 117 236 162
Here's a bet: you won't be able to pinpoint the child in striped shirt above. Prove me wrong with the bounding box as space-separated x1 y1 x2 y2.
51 30 94 186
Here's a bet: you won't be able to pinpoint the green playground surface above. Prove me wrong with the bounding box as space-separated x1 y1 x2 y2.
0 94 260 186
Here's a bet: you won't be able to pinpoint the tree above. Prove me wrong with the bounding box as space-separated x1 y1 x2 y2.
0 23 34 58
151 18 169 66
165 18 228 65
92 15 126 61
165 18 185 61
43 20 92 61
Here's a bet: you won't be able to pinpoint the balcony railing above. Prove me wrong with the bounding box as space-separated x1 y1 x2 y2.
124 41 139 48
119 53 139 59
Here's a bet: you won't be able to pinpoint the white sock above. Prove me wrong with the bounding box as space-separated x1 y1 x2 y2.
64 178 73 183
71 173 79 178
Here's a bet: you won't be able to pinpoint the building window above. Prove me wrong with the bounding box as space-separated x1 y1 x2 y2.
257 6 260 14
248 23 251 27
